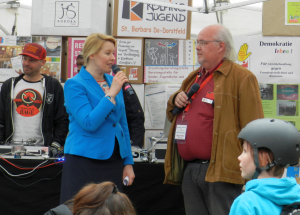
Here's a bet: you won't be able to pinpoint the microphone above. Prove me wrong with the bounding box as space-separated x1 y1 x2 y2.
172 83 200 115
111 64 135 96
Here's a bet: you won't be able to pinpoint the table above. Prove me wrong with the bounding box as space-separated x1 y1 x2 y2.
0 160 185 215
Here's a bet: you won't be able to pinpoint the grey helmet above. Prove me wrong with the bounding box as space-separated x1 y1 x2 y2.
238 118 300 179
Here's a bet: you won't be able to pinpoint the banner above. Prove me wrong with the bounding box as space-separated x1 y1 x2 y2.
114 0 190 39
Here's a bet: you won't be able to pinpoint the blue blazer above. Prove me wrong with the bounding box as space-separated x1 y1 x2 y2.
63 67 133 165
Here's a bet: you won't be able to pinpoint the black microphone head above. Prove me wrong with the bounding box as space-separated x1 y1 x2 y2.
111 65 121 74
186 83 200 98
190 83 200 93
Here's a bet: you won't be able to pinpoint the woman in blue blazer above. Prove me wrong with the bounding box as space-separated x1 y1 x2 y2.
60 33 135 204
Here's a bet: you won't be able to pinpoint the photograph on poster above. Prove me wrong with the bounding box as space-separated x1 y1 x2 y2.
259 84 273 100
45 37 62 56
16 37 32 46
145 39 178 66
41 62 60 80
277 84 298 100
277 100 298 116
285 0 300 25
129 68 138 80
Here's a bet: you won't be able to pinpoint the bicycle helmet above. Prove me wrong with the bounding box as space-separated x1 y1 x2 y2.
238 118 300 179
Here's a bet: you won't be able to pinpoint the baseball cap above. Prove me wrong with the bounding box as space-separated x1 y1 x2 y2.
19 43 47 60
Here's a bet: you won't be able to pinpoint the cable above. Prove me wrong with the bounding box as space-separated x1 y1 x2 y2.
0 160 48 177
0 167 63 187
0 156 63 170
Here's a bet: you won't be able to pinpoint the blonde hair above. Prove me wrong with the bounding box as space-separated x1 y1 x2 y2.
82 33 116 65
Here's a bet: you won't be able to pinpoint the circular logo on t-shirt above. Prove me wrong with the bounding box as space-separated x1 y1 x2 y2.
13 89 43 117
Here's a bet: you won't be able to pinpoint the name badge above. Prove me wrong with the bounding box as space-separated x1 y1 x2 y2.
202 98 213 104
175 125 187 140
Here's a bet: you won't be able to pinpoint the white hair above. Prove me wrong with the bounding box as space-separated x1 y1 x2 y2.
213 25 237 61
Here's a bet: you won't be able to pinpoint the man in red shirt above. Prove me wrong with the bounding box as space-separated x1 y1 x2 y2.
164 25 264 215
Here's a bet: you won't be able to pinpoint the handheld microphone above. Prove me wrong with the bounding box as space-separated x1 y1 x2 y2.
172 83 200 115
111 65 135 96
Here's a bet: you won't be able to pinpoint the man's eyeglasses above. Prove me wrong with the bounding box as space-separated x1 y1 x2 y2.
194 40 221 47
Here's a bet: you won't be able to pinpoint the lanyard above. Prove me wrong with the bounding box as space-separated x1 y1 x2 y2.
184 63 222 113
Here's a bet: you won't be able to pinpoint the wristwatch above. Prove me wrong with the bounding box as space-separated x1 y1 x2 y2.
105 94 113 101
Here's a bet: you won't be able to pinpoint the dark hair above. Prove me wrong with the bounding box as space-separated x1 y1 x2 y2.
76 54 83 60
66 182 136 215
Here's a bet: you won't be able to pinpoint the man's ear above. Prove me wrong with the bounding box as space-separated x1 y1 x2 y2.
218 41 226 53
41 60 46 66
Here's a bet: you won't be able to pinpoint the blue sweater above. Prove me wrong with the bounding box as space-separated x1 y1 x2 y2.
230 177 300 215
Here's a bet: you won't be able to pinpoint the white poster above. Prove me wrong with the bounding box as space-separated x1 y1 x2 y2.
32 0 108 36
117 0 189 39
234 36 300 84
116 39 142 66
145 84 180 129
144 65 193 83
10 56 23 75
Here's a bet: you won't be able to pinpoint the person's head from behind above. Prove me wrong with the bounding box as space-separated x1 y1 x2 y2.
70 181 136 215
76 53 84 73
238 118 300 180
195 24 236 70
82 33 116 74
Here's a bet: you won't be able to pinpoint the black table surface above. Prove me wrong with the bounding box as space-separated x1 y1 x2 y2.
0 159 185 215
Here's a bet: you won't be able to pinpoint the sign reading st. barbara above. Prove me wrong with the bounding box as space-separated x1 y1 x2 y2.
55 1 79 27
117 0 189 39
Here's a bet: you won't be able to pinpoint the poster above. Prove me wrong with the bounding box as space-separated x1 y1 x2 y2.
144 39 196 83
285 0 300 25
116 0 189 39
68 37 86 78
31 0 108 36
116 39 142 66
0 36 62 82
145 84 180 129
234 36 300 84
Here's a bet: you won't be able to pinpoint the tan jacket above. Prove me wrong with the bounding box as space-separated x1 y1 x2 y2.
164 60 264 185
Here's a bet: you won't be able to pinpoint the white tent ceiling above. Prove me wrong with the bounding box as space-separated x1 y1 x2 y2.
0 0 264 37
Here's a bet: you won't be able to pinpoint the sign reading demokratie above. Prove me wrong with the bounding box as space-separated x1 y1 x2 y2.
116 0 189 39
233 36 300 84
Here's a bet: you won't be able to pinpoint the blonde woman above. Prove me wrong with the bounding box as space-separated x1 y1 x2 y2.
60 33 135 204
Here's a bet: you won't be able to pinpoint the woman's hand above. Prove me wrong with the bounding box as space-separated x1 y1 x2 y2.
123 165 135 186
108 72 129 98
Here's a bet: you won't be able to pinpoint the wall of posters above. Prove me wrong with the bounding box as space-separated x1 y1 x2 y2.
0 36 62 82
